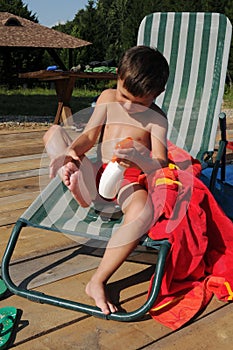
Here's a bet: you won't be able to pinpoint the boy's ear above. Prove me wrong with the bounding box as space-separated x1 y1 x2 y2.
116 68 118 74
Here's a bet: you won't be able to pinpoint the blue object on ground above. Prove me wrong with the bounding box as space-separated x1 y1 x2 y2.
201 164 233 219
46 65 58 71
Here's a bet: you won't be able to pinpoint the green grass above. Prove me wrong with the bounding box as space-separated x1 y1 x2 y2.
0 86 232 119
223 86 233 109
0 87 101 118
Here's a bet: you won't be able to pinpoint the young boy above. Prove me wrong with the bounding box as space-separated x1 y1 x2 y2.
43 45 169 315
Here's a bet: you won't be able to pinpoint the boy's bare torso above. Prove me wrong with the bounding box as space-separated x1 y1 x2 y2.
86 89 167 164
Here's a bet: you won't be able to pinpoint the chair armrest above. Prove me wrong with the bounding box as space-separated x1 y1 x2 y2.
209 112 228 191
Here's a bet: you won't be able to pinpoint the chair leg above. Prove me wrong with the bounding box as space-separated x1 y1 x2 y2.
1 220 171 322
106 240 171 321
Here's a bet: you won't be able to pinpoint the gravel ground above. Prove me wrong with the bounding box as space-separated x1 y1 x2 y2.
0 115 53 131
223 108 233 125
224 109 233 118
0 109 232 132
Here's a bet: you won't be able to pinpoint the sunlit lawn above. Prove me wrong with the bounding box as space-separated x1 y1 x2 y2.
0 85 232 118
0 87 102 117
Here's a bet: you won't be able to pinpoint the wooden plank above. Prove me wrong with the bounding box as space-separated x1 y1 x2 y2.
0 153 47 164
0 263 229 350
0 262 165 350
0 208 31 226
0 144 45 158
0 130 46 141
0 191 40 211
0 207 29 227
0 126 232 350
0 127 49 135
143 303 233 350
0 225 78 262
4 238 145 289
8 244 102 289
0 131 46 158
0 174 49 198
0 135 46 151
0 167 49 181
0 192 40 226
0 157 49 174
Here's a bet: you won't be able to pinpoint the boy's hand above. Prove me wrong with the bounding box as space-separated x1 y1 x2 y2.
49 148 80 178
114 147 141 169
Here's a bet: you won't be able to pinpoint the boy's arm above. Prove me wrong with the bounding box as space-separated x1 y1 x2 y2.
49 95 108 178
149 117 168 169
136 131 168 173
114 114 168 173
68 88 117 158
67 102 107 158
140 112 168 173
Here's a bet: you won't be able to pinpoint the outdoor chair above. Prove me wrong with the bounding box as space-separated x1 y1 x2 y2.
1 12 232 323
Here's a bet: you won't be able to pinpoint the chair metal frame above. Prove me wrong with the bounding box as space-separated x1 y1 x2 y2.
2 215 171 321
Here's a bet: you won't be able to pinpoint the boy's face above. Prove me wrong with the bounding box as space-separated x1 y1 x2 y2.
116 79 155 114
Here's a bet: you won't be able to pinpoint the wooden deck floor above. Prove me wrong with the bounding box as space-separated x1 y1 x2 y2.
0 125 233 350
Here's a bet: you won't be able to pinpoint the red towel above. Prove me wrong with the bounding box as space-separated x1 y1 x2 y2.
146 142 233 330
227 141 233 151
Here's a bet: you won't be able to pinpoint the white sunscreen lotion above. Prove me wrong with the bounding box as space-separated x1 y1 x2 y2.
98 137 133 199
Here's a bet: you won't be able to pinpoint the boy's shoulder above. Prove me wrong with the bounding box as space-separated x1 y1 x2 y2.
150 102 167 119
97 89 117 104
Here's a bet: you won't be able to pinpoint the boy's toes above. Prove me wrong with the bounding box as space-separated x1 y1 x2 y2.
107 302 118 313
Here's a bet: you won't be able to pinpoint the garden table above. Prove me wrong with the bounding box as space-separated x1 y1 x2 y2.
19 70 117 124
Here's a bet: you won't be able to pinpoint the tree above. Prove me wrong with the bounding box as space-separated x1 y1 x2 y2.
1 0 233 88
0 0 38 22
72 1 104 64
53 0 105 68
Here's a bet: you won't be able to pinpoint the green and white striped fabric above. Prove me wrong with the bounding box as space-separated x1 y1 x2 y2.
21 175 123 240
137 12 232 159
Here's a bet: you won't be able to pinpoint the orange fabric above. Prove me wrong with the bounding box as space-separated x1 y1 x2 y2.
149 280 212 330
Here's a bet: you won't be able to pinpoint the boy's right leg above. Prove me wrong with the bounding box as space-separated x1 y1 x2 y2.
86 184 153 314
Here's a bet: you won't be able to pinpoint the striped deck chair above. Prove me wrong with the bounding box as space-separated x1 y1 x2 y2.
1 12 232 321
137 12 232 195
1 175 170 321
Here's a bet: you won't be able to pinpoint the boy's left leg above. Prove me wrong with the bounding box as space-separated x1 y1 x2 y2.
43 125 95 207
43 124 72 160
85 185 153 314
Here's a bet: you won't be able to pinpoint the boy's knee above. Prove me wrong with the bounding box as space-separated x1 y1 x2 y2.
139 200 153 226
124 194 153 226
43 125 62 145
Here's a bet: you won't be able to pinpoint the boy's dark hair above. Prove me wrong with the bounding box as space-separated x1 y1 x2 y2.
117 46 169 97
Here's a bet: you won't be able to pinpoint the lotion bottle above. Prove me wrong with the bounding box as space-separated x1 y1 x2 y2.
98 137 133 199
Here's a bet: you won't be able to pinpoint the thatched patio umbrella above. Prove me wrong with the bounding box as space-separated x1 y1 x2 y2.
0 12 91 70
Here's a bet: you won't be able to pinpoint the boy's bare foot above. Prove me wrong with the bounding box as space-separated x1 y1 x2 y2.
85 279 118 315
61 162 92 207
